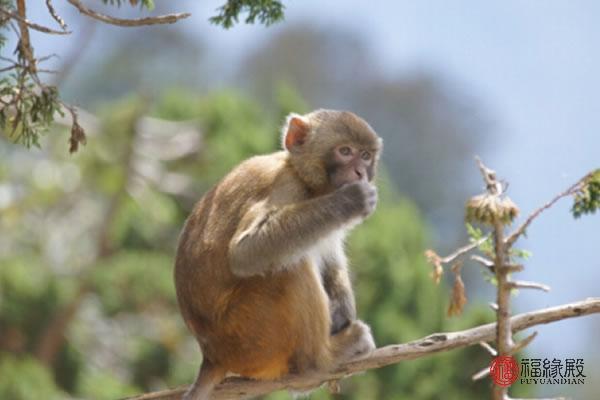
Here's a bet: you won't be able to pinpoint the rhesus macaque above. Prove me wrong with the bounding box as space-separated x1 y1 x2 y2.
174 109 382 400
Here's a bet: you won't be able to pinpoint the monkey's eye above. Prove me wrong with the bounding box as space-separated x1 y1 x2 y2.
361 151 372 161
338 146 352 156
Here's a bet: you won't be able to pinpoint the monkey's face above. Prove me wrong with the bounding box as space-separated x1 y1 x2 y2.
327 143 376 188
283 110 382 191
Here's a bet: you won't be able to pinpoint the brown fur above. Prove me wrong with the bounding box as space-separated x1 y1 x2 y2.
174 110 381 399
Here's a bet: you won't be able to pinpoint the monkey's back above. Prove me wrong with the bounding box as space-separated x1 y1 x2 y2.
174 152 332 378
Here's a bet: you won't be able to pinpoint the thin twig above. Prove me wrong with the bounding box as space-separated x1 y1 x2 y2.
475 156 503 195
0 7 71 34
505 172 593 247
508 397 568 400
65 0 191 27
472 367 490 381
45 0 68 30
478 341 497 356
510 331 537 354
0 64 17 72
508 280 551 292
125 298 600 400
440 235 490 264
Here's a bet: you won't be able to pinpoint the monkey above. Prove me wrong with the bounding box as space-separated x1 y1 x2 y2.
174 109 382 400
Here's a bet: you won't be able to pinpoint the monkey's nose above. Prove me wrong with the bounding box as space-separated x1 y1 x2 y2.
354 169 363 179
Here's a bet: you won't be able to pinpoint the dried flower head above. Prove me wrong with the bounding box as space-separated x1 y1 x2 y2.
465 193 519 226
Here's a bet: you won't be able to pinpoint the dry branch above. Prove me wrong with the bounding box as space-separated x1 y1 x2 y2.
45 0 68 30
0 7 70 34
504 171 593 247
126 298 600 400
66 0 191 27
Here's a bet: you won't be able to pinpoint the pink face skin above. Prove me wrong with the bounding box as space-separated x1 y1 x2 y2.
330 144 374 188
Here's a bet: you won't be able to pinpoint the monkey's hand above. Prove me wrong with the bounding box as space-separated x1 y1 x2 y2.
336 181 378 220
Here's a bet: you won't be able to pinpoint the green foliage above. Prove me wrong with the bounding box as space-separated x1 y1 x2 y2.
465 222 493 257
210 0 285 28
572 169 600 218
132 339 171 389
510 248 532 261
0 355 64 400
0 255 75 346
194 91 278 184
78 369 139 400
91 251 176 316
0 77 63 148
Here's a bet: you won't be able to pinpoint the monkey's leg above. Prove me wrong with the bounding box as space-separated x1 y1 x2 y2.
182 359 226 400
321 259 356 335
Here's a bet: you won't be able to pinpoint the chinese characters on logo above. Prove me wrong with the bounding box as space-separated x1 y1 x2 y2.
490 357 586 387
519 358 586 385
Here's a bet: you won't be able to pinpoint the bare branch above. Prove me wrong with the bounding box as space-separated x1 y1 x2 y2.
509 280 551 293
492 222 511 400
125 298 600 400
14 0 35 74
472 366 490 381
510 331 537 354
476 155 503 195
65 0 191 27
45 0 68 30
478 341 497 356
505 171 594 247
0 7 71 34
440 236 490 264
509 398 568 400
471 254 494 269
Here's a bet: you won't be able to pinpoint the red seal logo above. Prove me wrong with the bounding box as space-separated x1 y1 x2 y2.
490 355 520 387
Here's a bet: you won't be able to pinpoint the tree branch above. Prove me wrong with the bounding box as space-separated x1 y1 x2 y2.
504 171 593 247
45 0 68 31
14 0 35 74
65 0 191 27
125 298 600 400
0 7 71 35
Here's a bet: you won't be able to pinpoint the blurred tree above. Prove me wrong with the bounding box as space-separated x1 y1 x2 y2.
61 29 206 108
239 25 375 107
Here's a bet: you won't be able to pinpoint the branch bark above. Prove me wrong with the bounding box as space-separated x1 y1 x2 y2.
125 298 600 400
0 6 70 35
65 0 191 27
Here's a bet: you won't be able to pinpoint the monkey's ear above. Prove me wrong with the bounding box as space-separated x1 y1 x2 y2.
282 114 311 153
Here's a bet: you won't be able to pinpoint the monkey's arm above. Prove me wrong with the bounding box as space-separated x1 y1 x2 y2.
228 185 369 277
322 255 357 334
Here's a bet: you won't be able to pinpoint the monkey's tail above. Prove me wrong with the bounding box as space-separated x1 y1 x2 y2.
182 359 226 400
